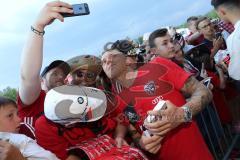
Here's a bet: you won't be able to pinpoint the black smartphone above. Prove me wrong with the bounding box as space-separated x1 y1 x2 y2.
215 32 222 38
62 3 90 17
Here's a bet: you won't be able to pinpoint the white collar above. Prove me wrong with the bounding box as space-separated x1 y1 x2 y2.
234 20 240 29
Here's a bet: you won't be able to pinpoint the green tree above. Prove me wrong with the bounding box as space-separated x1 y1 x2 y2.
176 10 219 29
137 36 143 45
0 87 17 101
205 9 219 19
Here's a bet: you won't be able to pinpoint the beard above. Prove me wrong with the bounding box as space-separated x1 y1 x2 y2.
47 81 64 90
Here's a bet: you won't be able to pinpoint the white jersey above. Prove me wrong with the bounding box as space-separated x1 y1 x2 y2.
226 20 240 80
0 132 59 160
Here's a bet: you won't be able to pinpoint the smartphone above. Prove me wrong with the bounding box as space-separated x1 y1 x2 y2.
203 78 211 87
62 3 90 17
215 32 222 38
143 101 167 137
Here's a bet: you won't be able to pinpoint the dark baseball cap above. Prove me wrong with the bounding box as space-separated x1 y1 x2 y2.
41 60 71 77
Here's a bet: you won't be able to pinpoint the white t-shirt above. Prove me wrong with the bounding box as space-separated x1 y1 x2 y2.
0 132 59 160
226 20 240 80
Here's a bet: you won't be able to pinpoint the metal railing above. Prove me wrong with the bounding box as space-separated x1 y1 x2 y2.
196 102 239 160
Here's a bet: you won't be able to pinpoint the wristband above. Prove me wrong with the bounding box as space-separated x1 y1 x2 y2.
181 106 192 122
31 26 45 36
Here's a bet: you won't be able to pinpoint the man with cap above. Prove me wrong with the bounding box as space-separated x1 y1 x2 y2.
18 1 72 128
17 2 121 159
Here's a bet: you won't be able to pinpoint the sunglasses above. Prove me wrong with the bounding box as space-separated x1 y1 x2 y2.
74 70 97 79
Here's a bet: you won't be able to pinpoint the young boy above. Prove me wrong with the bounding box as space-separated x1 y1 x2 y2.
0 96 59 160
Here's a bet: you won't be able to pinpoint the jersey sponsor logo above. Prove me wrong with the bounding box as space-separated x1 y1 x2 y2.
144 81 156 95
117 63 173 105
152 96 163 105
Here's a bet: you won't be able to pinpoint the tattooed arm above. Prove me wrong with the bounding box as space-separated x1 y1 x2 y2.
144 76 212 136
180 76 212 116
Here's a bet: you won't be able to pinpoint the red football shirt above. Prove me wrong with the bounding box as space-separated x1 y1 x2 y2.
116 57 213 160
35 114 117 159
17 90 46 127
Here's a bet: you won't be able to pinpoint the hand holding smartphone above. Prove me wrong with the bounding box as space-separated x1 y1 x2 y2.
215 32 222 39
142 101 167 137
62 3 90 17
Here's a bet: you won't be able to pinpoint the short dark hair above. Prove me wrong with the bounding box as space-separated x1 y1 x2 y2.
0 96 17 109
187 16 198 23
196 16 209 30
211 0 240 9
148 28 168 48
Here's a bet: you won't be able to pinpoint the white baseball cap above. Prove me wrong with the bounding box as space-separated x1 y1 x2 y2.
44 85 107 126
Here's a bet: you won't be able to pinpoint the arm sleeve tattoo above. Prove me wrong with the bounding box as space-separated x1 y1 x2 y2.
181 76 213 116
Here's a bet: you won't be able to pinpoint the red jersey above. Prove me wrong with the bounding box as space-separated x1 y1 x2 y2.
17 90 46 127
186 32 204 46
116 57 213 160
35 114 117 159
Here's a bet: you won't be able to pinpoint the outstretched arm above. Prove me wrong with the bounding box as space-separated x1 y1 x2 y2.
19 1 73 105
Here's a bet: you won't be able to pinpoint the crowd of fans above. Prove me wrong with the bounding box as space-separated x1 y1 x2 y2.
0 0 240 159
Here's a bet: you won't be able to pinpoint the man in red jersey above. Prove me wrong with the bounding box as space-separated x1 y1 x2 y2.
101 36 213 159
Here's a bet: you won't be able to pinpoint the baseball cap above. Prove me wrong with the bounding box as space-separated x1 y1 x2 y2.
67 55 102 75
44 85 107 125
41 60 71 77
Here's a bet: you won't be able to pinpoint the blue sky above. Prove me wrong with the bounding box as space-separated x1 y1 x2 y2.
0 0 213 90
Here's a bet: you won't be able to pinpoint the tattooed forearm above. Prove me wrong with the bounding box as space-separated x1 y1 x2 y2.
181 76 212 116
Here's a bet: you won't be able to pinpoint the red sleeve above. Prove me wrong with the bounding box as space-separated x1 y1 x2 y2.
17 90 45 126
35 116 69 160
35 116 112 159
151 57 191 90
107 84 130 126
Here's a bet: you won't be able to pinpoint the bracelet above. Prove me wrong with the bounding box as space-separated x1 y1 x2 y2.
31 26 45 36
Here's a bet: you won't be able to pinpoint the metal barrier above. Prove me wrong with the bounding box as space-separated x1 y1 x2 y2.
196 102 239 160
